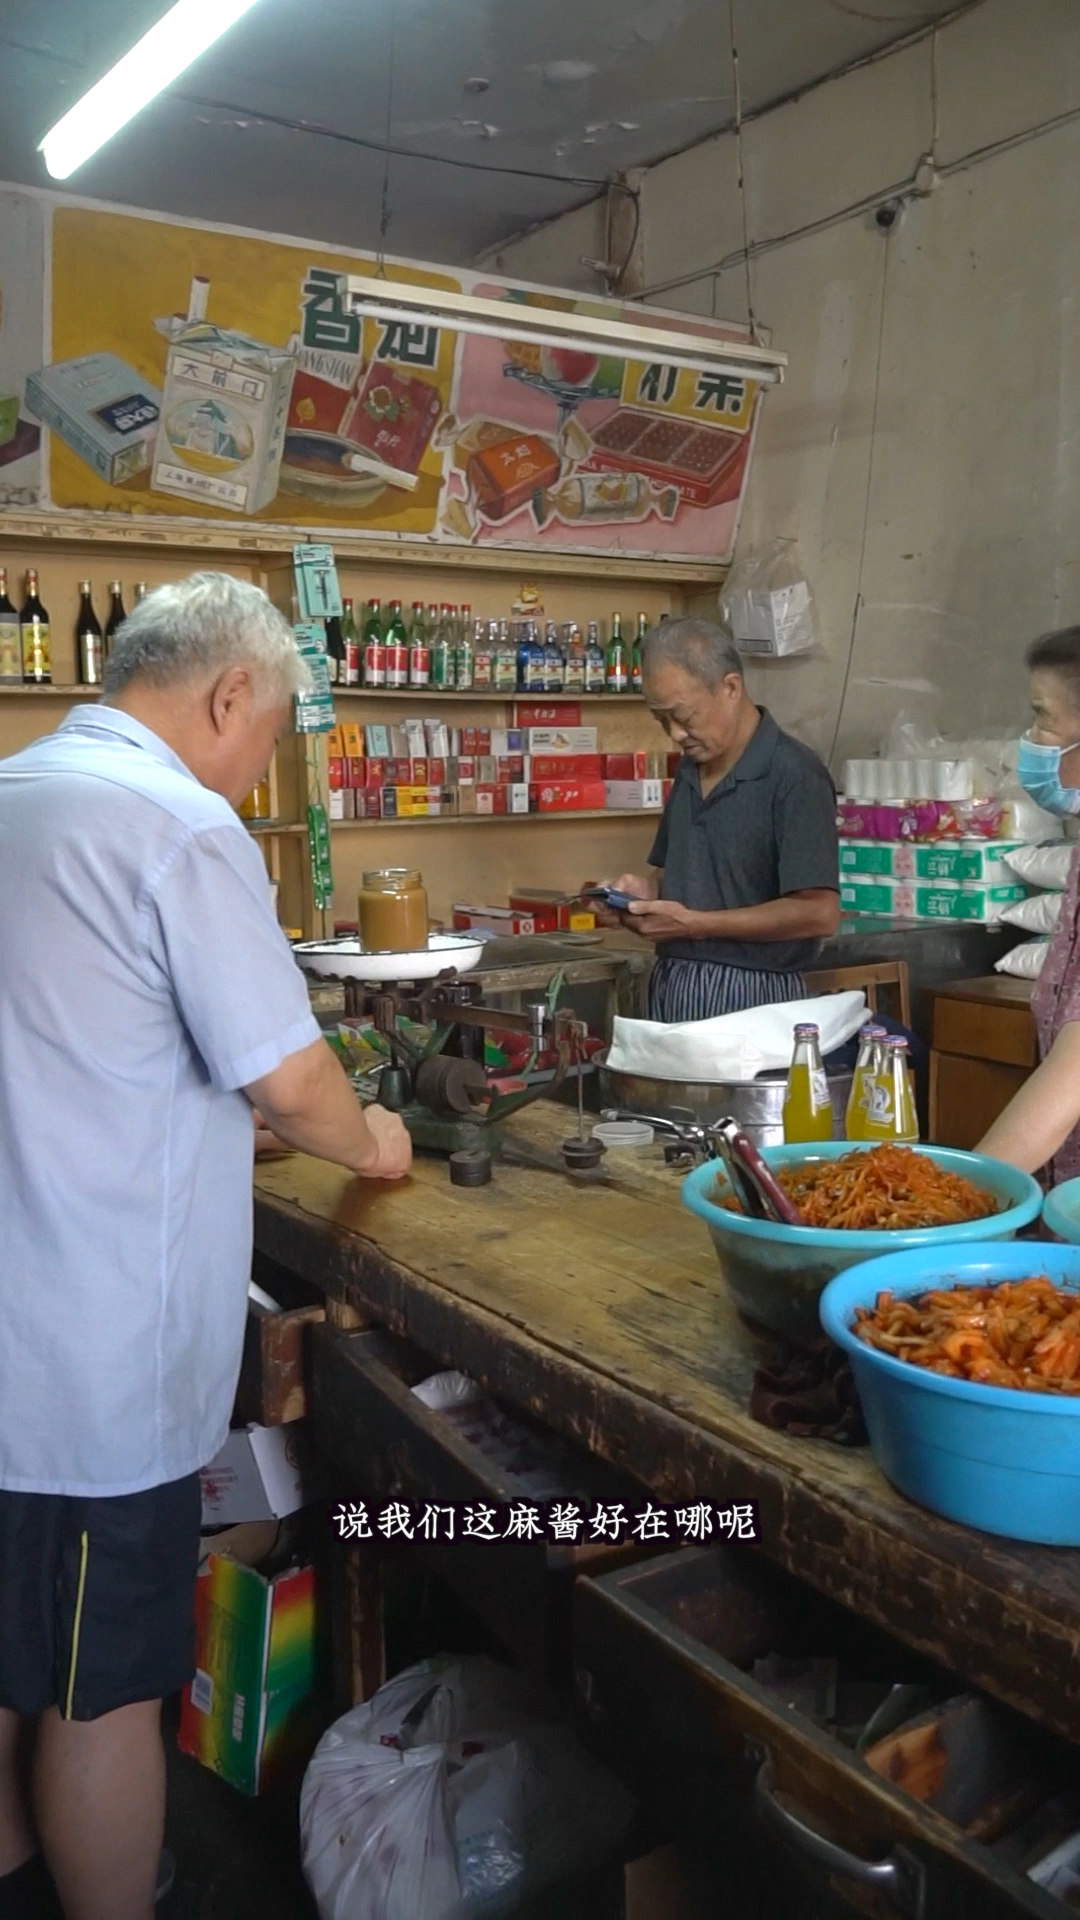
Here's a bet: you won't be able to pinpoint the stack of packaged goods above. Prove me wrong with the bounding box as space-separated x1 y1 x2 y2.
327 714 675 821
994 843 1075 979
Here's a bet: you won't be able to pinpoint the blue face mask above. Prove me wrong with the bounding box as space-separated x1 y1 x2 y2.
1017 733 1080 816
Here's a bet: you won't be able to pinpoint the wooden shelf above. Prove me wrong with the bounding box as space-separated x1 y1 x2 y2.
0 509 726 586
331 688 644 704
247 820 309 838
0 683 99 698
332 809 658 828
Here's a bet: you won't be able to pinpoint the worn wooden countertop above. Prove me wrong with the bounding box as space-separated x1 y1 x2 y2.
254 1104 1080 1745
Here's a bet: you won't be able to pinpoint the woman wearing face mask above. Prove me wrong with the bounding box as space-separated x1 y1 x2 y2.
978 628 1080 1181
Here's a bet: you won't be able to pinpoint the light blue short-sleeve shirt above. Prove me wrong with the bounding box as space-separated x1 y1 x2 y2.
0 706 321 1496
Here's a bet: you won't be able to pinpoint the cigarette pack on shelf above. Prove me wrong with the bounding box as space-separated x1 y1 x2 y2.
522 727 598 753
453 904 537 935
509 890 596 932
525 754 604 781
603 752 649 780
179 1555 316 1796
603 779 665 810
515 702 582 726
531 780 607 813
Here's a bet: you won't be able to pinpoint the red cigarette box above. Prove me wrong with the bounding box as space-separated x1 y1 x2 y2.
514 702 582 727
366 758 387 787
530 779 607 813
428 757 446 784
603 752 648 780
410 758 429 783
361 789 382 818
328 756 345 790
527 754 604 781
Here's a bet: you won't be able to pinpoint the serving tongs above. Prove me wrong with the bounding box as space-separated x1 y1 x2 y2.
713 1121 806 1228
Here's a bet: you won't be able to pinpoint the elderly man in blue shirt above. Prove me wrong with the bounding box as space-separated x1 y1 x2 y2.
0 572 411 1920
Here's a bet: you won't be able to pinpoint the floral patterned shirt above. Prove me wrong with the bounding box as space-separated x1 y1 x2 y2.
1031 840 1080 1183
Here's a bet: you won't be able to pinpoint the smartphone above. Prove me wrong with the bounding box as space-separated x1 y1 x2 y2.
583 885 635 912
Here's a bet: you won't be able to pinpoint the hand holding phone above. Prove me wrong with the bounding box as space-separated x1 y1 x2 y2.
583 885 634 912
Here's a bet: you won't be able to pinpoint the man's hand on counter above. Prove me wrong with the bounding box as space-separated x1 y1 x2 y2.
623 889 841 944
246 1038 413 1181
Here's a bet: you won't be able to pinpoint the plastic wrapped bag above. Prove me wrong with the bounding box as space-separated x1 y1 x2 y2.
995 941 1049 980
720 537 816 657
1000 893 1062 934
1004 843 1074 890
300 1657 634 1920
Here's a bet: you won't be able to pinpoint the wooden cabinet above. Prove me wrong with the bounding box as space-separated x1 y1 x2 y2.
928 977 1036 1149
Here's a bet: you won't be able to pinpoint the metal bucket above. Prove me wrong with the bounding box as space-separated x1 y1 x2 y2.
599 1059 854 1147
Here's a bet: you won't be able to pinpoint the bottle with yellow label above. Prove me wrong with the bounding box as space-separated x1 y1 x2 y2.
19 569 50 685
783 1022 833 1143
861 1036 919 1143
845 1024 886 1140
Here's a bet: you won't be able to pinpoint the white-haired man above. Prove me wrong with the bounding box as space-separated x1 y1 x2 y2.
0 572 411 1920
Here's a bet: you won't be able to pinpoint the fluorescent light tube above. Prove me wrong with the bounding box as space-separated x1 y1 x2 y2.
344 276 786 385
39 0 264 180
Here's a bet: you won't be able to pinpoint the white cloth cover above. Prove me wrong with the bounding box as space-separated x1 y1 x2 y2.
607 990 868 1083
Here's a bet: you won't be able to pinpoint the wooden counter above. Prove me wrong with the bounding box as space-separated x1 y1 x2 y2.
253 1104 1080 1748
929 975 1036 1148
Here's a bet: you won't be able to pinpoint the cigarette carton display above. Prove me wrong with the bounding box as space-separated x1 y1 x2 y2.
603 779 664 810
25 352 162 485
152 322 295 515
522 727 598 753
531 779 607 812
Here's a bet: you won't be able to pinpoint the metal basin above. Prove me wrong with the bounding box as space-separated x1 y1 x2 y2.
599 1058 853 1147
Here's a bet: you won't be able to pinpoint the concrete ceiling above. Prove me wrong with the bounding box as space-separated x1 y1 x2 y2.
0 0 961 265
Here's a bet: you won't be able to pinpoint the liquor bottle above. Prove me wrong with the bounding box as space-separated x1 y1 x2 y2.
521 620 545 692
385 599 409 690
75 581 104 687
20 569 51 685
473 618 493 690
543 620 564 694
584 620 606 694
362 599 386 688
431 605 455 691
782 1024 833 1144
407 603 430 689
324 611 345 685
562 622 586 695
103 582 126 663
493 619 517 693
844 1025 886 1140
632 613 648 694
455 615 475 691
340 598 361 686
605 612 628 693
0 568 21 685
134 581 149 603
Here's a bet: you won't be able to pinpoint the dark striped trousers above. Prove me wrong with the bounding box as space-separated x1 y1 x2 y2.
647 957 807 1022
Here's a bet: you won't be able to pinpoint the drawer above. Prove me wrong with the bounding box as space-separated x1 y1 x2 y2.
311 1321 652 1682
575 1548 1071 1920
232 1254 325 1426
929 1054 1031 1151
932 998 1037 1069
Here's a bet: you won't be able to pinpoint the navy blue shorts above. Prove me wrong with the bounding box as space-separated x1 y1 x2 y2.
0 1473 201 1721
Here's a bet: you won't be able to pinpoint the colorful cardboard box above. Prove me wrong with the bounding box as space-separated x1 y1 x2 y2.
179 1554 316 1795
199 1423 320 1528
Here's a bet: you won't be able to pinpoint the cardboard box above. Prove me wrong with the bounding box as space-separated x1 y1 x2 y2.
341 722 364 756
523 727 599 754
507 783 530 814
328 788 346 821
531 779 608 812
152 323 295 515
27 352 162 486
326 726 345 756
515 702 582 727
603 752 649 781
604 779 664 810
179 1555 316 1795
328 756 345 791
453 905 537 934
199 1423 320 1528
525 754 604 781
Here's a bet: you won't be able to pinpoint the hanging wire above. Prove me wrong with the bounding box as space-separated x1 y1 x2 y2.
377 0 399 273
726 0 761 344
929 21 941 162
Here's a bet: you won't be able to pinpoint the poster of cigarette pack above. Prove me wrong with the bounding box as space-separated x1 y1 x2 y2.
152 322 295 514
25 351 161 485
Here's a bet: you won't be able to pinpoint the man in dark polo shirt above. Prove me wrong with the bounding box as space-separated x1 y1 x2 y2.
610 615 840 1021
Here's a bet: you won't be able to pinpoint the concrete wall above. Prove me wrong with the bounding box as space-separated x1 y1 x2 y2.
480 0 1080 769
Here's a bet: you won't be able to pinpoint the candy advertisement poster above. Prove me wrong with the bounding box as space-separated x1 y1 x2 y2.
0 183 763 562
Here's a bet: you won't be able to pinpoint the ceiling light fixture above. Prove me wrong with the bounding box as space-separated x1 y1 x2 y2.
344 276 786 386
39 0 264 180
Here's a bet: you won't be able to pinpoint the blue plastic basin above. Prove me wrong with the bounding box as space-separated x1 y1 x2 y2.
820 1242 1080 1544
1043 1177 1080 1243
680 1141 1041 1342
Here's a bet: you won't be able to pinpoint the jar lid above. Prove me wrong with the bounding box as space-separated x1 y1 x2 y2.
361 868 423 889
592 1120 654 1148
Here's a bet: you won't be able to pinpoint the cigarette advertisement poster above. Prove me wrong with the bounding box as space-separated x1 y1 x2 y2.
0 184 762 562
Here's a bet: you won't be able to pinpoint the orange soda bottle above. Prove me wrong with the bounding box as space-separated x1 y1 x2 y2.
845 1024 886 1140
782 1023 833 1143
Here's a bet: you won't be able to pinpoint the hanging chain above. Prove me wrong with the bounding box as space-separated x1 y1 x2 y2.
726 0 761 344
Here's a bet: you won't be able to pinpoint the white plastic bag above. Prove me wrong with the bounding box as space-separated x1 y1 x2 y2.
607 991 867 1083
720 537 816 657
995 940 1049 980
300 1657 634 1920
1000 892 1062 933
1003 843 1074 890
